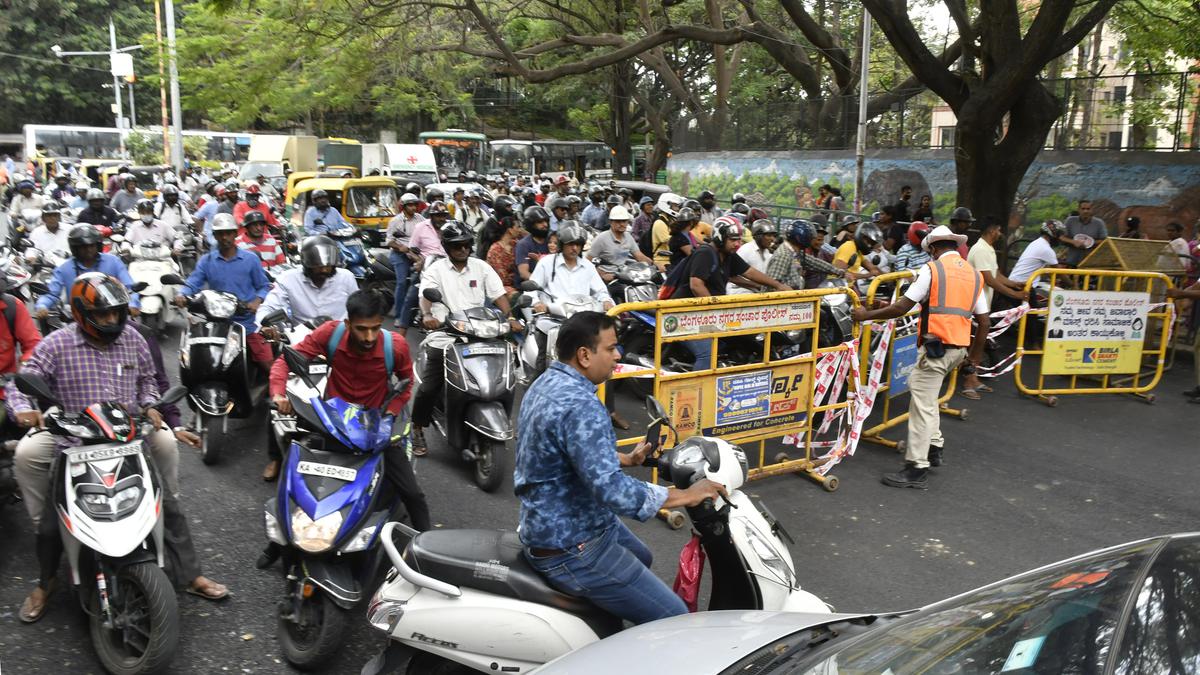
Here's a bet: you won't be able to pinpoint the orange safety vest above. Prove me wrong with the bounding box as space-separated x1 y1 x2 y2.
921 254 982 347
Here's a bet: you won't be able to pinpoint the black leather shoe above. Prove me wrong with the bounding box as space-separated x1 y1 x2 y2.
1185 386 1200 398
882 463 929 489
928 445 944 467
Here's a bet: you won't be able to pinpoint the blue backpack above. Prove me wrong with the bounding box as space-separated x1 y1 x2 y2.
324 322 394 373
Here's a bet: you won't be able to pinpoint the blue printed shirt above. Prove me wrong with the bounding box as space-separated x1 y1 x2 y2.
181 248 270 331
514 362 668 549
304 205 349 235
37 253 141 311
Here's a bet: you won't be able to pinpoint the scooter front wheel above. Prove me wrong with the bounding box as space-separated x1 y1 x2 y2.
278 586 348 670
473 438 506 493
89 562 179 675
199 413 221 465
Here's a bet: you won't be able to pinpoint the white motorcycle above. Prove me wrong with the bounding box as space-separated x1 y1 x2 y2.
517 279 607 383
127 240 181 335
13 372 189 675
362 397 828 674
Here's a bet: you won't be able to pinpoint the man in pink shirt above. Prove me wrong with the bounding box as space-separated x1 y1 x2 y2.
397 201 449 335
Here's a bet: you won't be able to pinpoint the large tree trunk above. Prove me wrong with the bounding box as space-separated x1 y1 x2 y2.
1077 21 1105 148
955 81 1060 265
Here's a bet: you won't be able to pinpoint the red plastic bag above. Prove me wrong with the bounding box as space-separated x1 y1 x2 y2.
672 534 706 612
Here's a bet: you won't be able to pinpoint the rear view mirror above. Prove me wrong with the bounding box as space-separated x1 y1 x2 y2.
282 346 321 390
130 281 148 293
645 396 667 423
160 273 185 285
14 372 61 409
152 385 188 408
422 288 443 303
515 294 534 309
519 280 541 292
260 309 288 327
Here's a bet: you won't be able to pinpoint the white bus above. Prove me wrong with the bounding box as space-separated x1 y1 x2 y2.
22 124 250 163
489 139 613 179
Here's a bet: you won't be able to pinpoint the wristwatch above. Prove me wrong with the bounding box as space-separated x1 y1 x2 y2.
172 426 189 433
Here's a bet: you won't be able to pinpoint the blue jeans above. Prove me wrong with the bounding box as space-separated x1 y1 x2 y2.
684 338 713 371
525 521 687 626
390 252 412 319
399 277 421 328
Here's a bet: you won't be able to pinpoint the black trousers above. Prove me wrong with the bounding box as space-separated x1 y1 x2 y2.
412 343 446 428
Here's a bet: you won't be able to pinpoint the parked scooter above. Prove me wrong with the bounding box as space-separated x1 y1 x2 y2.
127 241 180 335
362 396 828 674
414 288 520 492
163 276 269 465
13 372 188 675
261 347 411 670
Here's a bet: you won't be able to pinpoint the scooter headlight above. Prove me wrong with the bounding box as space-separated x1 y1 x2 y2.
290 507 343 553
221 331 242 368
79 485 143 518
264 509 285 545
340 523 379 553
201 292 238 319
741 521 794 588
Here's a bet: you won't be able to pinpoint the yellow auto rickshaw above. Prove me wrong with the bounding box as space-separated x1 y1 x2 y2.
288 177 401 234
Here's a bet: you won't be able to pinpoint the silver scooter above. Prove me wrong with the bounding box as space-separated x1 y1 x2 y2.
361 397 828 674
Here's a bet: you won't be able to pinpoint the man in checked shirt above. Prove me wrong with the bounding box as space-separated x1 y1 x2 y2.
9 273 227 623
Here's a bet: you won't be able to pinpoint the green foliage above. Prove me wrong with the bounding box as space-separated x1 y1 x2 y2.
122 131 212 165
1023 194 1074 235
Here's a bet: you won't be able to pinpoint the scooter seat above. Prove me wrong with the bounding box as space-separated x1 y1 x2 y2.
406 529 621 634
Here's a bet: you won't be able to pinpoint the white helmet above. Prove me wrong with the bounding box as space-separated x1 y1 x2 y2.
656 192 683 218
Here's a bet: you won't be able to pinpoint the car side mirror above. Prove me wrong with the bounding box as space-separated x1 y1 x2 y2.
422 287 443 304
14 372 61 409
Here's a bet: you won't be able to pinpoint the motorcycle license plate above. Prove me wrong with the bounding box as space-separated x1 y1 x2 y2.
307 363 328 376
297 461 357 482
69 443 140 464
462 345 505 357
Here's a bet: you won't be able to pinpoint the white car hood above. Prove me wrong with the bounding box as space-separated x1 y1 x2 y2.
534 610 862 674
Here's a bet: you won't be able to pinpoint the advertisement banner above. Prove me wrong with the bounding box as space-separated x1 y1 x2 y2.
657 362 813 443
888 332 920 398
660 301 816 338
1043 290 1149 375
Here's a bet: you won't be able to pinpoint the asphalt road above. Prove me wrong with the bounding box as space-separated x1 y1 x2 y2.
1 328 1198 674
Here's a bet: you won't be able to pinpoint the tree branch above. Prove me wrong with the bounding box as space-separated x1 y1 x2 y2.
862 0 967 108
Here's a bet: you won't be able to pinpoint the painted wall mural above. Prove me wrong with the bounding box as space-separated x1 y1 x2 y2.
667 149 1200 238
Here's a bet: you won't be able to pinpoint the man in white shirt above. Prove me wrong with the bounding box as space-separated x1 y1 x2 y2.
1009 220 1065 285
529 223 613 312
127 199 181 253
729 219 776 294
1161 221 1192 273
28 205 70 255
411 221 520 453
967 221 1027 309
154 185 195 232
256 236 358 330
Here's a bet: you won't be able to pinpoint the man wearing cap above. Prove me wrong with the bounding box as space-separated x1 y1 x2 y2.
29 205 69 255
553 175 571 198
632 197 655 243
8 180 44 219
591 205 653 299
948 206 976 255
852 225 989 489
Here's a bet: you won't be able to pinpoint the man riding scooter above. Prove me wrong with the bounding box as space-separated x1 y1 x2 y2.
410 221 521 456
174 214 272 372
33 224 141 322
256 236 359 480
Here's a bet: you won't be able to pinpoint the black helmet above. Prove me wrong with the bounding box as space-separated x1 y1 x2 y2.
730 203 750 216
557 222 588 248
311 189 329 201
70 272 129 344
698 190 715 201
426 200 450 218
606 194 621 207
785 220 815 248
300 235 339 268
731 192 747 205
855 223 883 251
405 182 422 195
522 205 550 230
426 188 444 203
750 219 776 239
243 210 267 226
493 194 517 218
68 224 103 253
86 188 106 202
950 206 975 223
548 196 569 213
675 207 698 223
439 220 474 248
136 198 155 214
588 185 604 200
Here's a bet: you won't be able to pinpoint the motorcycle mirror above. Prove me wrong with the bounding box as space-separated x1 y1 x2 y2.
519 279 541 292
130 281 148 293
29 281 50 296
152 385 188 408
14 372 61 409
645 396 668 424
514 294 534 309
260 309 288 326
110 233 125 243
160 273 185 285
652 271 664 283
421 287 443 303
282 345 319 390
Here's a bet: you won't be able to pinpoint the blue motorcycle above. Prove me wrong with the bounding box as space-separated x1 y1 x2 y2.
328 225 397 308
328 226 369 278
261 346 410 670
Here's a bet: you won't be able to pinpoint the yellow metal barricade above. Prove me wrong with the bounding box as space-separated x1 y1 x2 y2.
856 271 966 451
602 289 860 507
1015 268 1173 406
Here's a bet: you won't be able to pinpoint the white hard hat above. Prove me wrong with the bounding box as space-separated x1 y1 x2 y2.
608 205 632 221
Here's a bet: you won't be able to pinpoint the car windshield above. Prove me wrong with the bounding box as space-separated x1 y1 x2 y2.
241 162 283 181
776 540 1157 675
346 186 398 218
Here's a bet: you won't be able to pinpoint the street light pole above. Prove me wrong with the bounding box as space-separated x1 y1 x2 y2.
164 0 185 173
853 8 872 215
128 82 137 127
109 20 125 156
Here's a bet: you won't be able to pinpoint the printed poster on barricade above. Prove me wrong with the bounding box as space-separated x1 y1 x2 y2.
659 301 816 338
888 332 920 398
657 362 814 443
1043 290 1149 375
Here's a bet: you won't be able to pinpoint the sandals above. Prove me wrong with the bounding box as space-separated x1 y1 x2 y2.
19 583 54 623
186 577 229 601
960 388 982 400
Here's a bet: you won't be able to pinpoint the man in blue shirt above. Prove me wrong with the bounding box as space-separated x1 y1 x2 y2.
174 214 273 370
580 188 607 230
193 185 225 249
33 224 140 320
303 189 350 235
514 311 725 625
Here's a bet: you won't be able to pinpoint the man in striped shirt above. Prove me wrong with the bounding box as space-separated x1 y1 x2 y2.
237 210 285 268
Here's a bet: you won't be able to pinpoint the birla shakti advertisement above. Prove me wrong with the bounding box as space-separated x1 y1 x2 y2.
1042 290 1150 375
659 362 813 442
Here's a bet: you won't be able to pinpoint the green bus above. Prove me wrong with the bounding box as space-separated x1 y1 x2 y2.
417 130 488 177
